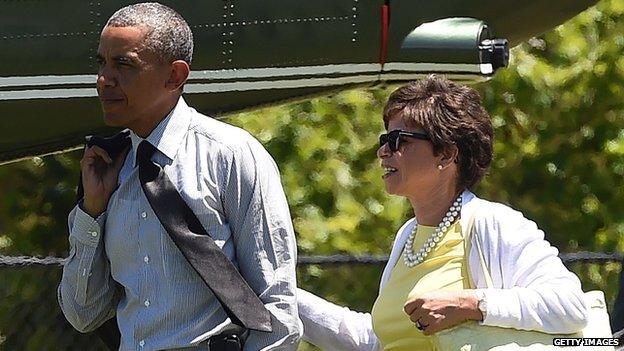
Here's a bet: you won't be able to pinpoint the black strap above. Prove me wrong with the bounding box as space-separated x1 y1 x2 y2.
137 140 272 332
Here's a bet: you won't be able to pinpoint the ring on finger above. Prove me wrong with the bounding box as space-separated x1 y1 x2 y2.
415 319 428 331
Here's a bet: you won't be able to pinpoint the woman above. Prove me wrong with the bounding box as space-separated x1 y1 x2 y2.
297 76 588 350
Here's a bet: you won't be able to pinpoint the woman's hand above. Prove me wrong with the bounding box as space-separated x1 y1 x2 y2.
403 290 483 335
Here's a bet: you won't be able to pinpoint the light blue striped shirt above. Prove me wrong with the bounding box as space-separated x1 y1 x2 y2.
58 98 302 350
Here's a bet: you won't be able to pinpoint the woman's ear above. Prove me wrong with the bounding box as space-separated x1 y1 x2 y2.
166 60 190 91
438 145 459 170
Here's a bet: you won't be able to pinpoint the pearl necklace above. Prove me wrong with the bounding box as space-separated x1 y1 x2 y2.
403 195 462 268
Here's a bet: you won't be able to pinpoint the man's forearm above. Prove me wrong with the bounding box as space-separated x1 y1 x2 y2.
58 205 117 332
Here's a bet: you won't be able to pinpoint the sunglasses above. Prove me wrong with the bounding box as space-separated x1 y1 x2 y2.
379 130 430 152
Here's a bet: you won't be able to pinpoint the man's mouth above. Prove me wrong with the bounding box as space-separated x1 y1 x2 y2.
99 98 124 109
100 98 123 103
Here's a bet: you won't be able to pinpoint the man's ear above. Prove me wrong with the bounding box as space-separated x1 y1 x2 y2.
166 60 190 91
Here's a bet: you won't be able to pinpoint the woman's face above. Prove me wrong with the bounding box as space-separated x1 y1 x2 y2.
377 114 441 197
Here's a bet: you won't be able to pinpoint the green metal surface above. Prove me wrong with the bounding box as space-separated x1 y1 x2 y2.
0 0 381 76
399 18 488 64
388 0 599 53
0 0 598 164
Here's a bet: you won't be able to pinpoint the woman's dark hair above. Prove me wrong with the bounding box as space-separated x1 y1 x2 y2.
383 75 493 191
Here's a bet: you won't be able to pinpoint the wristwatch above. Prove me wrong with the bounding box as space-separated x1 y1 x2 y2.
475 290 488 321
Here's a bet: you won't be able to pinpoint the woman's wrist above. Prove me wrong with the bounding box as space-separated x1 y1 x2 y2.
460 290 485 322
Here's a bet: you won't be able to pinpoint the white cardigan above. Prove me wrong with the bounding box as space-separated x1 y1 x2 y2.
297 191 588 351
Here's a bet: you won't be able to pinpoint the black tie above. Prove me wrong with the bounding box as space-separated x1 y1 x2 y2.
136 140 273 333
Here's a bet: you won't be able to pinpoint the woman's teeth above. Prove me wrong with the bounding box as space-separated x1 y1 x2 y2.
384 167 397 175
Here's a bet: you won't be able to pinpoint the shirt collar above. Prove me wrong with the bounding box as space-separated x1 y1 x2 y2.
129 97 191 167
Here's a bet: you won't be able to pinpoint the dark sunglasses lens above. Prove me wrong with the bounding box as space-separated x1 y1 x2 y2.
388 132 399 152
379 132 400 152
379 134 388 149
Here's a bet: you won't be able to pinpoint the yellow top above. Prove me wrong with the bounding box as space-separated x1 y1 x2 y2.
371 221 468 351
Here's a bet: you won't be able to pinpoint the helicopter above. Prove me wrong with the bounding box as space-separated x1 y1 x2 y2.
0 0 598 164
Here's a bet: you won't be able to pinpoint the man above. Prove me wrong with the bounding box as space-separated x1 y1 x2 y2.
58 3 301 350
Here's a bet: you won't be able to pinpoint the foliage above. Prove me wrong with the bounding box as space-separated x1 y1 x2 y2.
0 153 80 256
0 0 623 349
0 267 108 350
479 0 624 255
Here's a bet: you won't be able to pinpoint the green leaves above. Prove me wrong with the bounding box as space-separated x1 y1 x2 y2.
229 89 408 257
478 0 624 257
0 152 81 256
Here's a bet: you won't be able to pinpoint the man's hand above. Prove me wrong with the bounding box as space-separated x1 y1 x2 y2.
403 290 483 335
80 145 128 217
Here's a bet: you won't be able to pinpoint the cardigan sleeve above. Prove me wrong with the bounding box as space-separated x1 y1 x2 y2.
470 201 588 334
298 288 381 351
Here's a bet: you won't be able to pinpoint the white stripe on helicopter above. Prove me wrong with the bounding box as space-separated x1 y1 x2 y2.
0 62 487 100
1 75 378 100
0 63 381 88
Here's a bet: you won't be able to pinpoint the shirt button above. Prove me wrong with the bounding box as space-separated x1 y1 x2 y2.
89 231 98 237
141 211 147 219
144 299 150 307
139 340 145 347
143 256 149 263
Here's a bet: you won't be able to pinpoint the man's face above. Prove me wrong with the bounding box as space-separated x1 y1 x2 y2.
96 26 172 134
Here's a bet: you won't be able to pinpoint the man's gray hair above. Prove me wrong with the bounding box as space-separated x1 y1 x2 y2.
106 2 193 65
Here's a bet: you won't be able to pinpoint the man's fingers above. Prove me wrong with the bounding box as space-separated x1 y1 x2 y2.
81 145 118 176
87 145 113 164
80 151 98 170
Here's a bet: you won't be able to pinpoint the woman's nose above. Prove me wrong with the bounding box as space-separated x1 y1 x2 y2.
377 142 391 159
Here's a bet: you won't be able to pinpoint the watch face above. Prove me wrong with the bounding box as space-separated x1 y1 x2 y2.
477 293 488 319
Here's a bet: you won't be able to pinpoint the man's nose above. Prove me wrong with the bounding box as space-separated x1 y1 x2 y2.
97 67 117 88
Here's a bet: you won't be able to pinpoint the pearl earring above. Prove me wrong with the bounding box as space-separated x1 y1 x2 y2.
437 165 443 170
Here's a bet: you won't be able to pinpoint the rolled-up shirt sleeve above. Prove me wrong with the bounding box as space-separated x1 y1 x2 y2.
58 203 118 333
222 134 302 350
